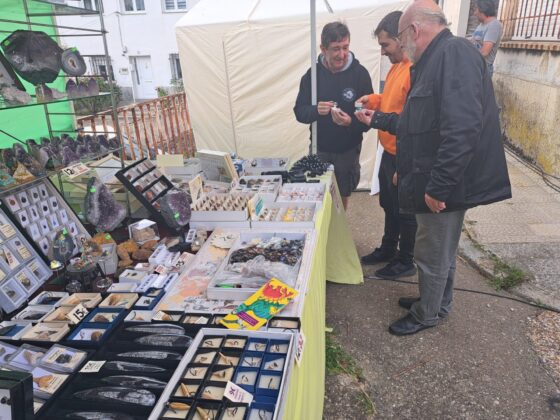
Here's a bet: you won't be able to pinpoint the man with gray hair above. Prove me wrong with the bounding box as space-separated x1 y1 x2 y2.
359 0 511 335
470 0 503 77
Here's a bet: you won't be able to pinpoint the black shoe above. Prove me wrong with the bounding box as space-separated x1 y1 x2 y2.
374 260 417 279
389 314 437 336
361 248 395 265
398 296 420 310
398 296 449 318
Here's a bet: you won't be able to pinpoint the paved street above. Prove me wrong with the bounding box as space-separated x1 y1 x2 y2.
324 189 560 419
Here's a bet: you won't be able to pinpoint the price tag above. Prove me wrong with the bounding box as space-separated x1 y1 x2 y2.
224 381 253 404
62 162 90 179
0 224 16 238
16 244 31 260
80 360 106 373
66 303 89 325
155 265 167 274
295 330 306 366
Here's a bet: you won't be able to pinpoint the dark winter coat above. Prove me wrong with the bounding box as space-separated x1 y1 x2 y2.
294 53 372 153
371 29 511 214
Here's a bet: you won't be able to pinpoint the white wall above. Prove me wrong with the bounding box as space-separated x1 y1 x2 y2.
57 0 200 100
440 0 472 37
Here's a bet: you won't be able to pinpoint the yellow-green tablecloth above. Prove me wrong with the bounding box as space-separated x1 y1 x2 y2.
283 174 363 419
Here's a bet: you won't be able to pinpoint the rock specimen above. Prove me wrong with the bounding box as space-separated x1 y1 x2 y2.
12 162 35 183
61 48 86 76
159 188 191 229
84 177 126 232
62 146 80 166
0 85 31 104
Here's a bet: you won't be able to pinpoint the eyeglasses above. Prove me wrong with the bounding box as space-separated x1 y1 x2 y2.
396 24 413 42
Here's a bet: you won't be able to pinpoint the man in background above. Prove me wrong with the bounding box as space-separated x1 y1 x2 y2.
294 22 373 210
356 11 417 280
360 0 511 335
470 0 503 77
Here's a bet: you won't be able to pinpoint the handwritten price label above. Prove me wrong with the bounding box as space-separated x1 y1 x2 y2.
62 162 90 179
224 381 253 404
66 303 89 325
80 360 106 373
295 330 306 366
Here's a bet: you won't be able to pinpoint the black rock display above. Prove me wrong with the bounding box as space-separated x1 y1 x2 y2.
84 177 126 232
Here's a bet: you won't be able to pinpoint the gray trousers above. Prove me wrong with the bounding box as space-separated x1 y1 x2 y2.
410 209 466 325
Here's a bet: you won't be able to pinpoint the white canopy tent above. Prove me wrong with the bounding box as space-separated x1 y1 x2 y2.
175 0 407 188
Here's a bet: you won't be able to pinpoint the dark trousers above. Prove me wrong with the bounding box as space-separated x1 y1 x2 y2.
378 151 417 264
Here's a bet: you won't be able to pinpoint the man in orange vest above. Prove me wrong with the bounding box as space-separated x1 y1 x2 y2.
356 11 418 280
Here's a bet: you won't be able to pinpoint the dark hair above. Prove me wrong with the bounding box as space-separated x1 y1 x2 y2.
476 0 497 17
321 22 350 48
374 11 403 38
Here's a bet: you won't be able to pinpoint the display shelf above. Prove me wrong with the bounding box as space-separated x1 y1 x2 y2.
28 0 99 17
0 146 122 196
0 92 111 112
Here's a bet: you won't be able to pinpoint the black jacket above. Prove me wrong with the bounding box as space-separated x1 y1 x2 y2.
294 53 372 153
372 29 511 214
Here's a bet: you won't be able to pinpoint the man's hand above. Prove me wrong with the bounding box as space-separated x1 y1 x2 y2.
355 109 374 126
357 95 370 105
318 101 335 116
392 172 398 186
331 108 352 127
425 193 446 213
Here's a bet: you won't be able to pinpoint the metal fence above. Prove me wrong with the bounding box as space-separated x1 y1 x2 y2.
500 0 560 42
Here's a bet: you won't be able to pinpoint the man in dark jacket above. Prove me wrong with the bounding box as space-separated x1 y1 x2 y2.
358 0 511 335
294 22 373 210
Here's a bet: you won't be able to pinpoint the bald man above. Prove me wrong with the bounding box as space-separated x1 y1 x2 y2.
358 0 511 335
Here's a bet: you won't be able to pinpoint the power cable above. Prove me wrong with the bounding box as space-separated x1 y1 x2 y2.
504 143 560 193
363 275 560 313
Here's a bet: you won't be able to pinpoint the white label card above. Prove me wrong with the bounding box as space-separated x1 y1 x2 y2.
224 381 254 404
66 304 89 325
295 330 306 366
62 162 90 179
80 360 106 373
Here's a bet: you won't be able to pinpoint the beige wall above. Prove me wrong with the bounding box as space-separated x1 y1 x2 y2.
493 48 560 176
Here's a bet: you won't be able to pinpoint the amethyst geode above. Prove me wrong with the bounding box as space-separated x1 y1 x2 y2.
84 177 126 231
158 188 191 229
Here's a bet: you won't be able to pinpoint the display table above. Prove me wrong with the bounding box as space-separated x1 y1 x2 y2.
282 174 363 419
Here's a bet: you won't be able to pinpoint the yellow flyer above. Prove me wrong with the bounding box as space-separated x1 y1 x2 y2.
220 278 298 330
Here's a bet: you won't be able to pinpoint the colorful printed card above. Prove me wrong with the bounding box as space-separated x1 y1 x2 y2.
220 278 298 330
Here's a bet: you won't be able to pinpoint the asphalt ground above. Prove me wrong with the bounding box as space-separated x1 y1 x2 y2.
323 191 560 420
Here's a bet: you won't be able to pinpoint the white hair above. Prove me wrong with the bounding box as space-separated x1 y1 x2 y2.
412 8 448 27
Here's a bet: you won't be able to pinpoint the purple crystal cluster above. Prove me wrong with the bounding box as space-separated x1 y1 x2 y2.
158 188 191 229
0 134 121 187
84 177 126 232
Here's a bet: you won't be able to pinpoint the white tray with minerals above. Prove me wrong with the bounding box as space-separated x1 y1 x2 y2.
231 175 282 201
250 197 317 229
276 182 325 206
148 328 296 420
190 192 254 222
206 229 315 301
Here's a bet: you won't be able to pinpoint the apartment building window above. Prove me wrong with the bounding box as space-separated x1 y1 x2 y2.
164 0 188 11
123 0 145 12
170 54 182 80
90 56 114 80
82 0 99 11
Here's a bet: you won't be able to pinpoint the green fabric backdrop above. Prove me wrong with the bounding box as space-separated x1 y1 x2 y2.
0 1 74 148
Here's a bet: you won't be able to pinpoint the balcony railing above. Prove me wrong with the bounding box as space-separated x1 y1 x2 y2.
77 92 196 160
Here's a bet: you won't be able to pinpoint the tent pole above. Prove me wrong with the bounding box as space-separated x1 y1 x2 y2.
310 0 317 155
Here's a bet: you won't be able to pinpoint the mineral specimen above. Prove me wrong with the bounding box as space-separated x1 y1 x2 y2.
73 387 156 406
1 30 63 85
62 146 80 166
65 412 134 420
84 177 126 231
49 229 75 262
0 163 15 188
158 188 191 229
1 149 16 172
87 78 99 96
125 323 185 335
61 48 87 76
0 85 31 104
134 334 193 348
12 162 35 183
117 350 182 360
66 79 78 98
101 375 167 389
104 361 165 373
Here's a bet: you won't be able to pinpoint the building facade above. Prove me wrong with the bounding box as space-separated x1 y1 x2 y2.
493 0 560 176
57 0 200 101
